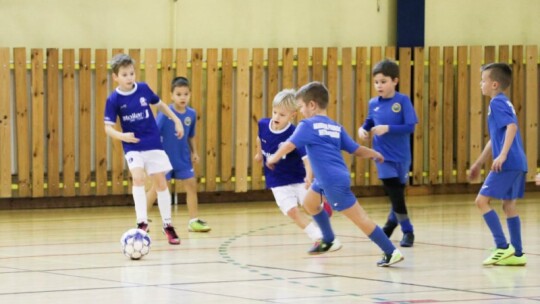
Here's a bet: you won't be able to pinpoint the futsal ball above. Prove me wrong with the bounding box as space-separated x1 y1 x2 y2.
120 228 151 260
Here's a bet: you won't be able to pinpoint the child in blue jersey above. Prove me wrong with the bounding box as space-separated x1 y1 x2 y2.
255 89 331 244
267 82 404 267
358 59 418 247
104 54 183 245
146 76 211 233
468 63 527 266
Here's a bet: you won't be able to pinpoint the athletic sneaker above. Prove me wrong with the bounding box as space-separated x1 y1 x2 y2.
494 254 527 266
322 200 333 217
162 224 181 245
377 249 404 267
382 220 398 238
137 222 149 233
483 244 515 265
308 239 342 255
188 219 211 232
400 232 415 247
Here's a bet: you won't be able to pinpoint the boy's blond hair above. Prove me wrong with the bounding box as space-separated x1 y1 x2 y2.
272 89 298 111
111 53 135 75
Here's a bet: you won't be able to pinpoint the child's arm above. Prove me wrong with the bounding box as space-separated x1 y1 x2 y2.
254 137 263 164
266 141 296 170
302 156 313 189
491 123 517 172
104 124 139 143
358 118 374 141
155 101 185 138
188 136 200 164
468 140 492 181
352 146 384 163
371 124 415 136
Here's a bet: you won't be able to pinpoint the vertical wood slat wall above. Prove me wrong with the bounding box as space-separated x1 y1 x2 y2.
0 46 537 198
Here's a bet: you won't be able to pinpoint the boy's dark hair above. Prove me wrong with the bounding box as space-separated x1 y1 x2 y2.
482 63 512 90
171 76 190 92
295 81 329 109
372 58 399 79
110 54 135 75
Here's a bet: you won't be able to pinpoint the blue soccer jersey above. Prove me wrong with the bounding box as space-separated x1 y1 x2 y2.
487 93 527 172
362 92 418 162
104 82 162 153
258 118 307 188
288 115 359 187
156 105 197 171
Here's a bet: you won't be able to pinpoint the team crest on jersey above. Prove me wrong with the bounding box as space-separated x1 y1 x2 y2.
184 116 192 126
392 103 401 113
139 97 148 107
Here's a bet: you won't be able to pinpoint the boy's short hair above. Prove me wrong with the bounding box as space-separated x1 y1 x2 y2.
171 76 190 92
295 82 329 109
272 89 297 111
110 54 135 75
372 59 399 79
482 63 512 90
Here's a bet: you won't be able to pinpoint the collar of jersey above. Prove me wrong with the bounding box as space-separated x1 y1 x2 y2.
268 120 292 134
116 82 138 96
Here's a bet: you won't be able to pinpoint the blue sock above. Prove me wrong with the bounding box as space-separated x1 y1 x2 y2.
369 226 396 254
312 210 334 243
507 216 523 256
399 218 414 233
483 210 508 249
388 210 397 223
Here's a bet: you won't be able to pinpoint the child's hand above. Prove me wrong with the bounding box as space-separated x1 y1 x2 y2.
191 153 200 164
535 173 540 186
371 151 384 163
467 163 481 181
357 127 369 141
254 153 263 164
371 125 389 136
122 132 140 143
491 154 507 172
175 122 185 139
266 156 278 170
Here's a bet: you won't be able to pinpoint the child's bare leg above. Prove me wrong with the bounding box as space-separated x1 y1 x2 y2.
476 194 508 249
287 207 310 229
145 182 157 210
183 177 198 219
340 202 377 235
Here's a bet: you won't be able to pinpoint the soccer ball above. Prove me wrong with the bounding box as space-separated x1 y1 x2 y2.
120 228 151 260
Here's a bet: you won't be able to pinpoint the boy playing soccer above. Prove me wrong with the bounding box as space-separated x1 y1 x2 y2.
146 77 211 233
468 63 527 266
267 82 404 267
255 89 331 244
104 54 182 245
358 59 418 247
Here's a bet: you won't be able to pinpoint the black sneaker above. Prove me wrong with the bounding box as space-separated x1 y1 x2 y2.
400 232 415 247
308 239 342 255
382 221 398 237
137 221 149 233
377 249 404 267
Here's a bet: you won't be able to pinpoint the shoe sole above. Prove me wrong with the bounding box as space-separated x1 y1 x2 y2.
494 255 526 266
188 227 211 232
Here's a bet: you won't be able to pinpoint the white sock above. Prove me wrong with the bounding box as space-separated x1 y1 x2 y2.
132 186 148 223
304 222 323 241
157 189 172 226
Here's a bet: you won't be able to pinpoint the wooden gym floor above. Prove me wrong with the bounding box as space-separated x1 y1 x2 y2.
0 192 538 303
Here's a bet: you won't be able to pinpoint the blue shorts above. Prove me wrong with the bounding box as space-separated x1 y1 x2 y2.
311 179 356 212
479 171 525 200
165 168 195 181
376 161 410 184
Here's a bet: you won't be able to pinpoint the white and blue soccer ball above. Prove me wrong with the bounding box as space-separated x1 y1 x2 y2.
120 228 151 260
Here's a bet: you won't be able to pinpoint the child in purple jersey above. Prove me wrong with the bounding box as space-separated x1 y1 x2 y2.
468 63 527 266
267 82 404 267
146 76 211 233
255 89 331 244
104 54 183 245
358 59 418 247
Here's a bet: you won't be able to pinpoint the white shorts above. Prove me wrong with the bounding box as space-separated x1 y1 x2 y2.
271 183 308 215
125 150 172 175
